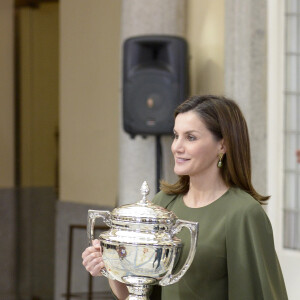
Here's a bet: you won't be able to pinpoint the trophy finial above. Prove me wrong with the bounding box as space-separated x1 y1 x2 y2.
140 181 150 204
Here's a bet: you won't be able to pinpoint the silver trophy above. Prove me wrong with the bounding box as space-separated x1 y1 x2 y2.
87 181 198 300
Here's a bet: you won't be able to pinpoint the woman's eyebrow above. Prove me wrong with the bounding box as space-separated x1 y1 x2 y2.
185 130 199 134
173 129 200 134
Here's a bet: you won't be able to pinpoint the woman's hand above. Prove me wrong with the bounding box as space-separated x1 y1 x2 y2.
82 239 105 276
82 239 129 299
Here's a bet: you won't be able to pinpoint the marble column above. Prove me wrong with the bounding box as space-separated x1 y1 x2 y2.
225 0 267 194
119 0 186 205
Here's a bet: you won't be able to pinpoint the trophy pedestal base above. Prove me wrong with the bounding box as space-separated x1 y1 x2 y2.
123 276 157 300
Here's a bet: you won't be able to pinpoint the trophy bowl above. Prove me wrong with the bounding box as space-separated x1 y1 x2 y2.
87 182 198 300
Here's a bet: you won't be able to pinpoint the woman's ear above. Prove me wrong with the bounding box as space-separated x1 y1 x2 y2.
219 139 226 154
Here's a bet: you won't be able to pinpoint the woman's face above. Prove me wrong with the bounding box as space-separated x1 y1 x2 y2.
171 111 225 178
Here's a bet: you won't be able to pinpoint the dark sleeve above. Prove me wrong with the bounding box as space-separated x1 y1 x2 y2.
149 285 162 300
151 191 177 209
151 191 166 206
226 203 288 300
110 284 161 300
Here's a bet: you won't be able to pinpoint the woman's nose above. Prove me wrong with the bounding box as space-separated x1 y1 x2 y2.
172 138 184 153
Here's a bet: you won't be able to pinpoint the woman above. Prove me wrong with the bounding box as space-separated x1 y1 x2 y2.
82 95 288 299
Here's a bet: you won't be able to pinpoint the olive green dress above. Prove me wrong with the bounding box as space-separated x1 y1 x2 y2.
149 187 288 300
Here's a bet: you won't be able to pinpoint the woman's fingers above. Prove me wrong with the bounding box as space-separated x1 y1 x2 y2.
82 247 92 259
86 258 105 276
82 245 102 259
92 239 101 249
82 246 106 276
83 253 105 276
82 250 101 265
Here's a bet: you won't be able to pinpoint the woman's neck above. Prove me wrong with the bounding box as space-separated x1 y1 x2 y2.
184 173 228 208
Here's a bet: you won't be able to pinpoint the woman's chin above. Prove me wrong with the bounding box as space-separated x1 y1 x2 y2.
174 168 188 176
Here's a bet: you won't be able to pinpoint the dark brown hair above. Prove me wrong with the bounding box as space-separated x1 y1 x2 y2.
161 95 269 204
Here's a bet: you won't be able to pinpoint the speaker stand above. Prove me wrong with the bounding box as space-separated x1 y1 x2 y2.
156 135 162 193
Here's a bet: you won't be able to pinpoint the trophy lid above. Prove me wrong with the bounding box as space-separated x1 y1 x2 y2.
110 181 177 225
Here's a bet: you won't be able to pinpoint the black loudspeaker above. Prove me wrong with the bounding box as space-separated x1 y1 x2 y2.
123 35 188 136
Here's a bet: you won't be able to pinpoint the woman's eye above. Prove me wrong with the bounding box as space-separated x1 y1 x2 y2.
173 133 179 139
187 135 196 141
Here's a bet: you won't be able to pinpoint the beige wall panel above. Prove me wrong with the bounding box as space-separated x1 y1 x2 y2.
186 0 225 95
19 8 33 186
60 0 121 205
19 3 59 187
0 0 14 188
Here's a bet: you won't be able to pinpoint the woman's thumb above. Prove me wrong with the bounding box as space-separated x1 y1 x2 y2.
92 239 100 248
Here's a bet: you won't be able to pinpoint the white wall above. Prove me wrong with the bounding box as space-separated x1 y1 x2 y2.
267 0 300 299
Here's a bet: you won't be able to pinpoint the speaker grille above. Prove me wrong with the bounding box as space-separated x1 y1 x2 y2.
123 36 188 136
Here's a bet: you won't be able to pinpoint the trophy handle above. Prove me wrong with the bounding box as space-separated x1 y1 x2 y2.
159 219 199 286
87 210 114 279
87 210 111 245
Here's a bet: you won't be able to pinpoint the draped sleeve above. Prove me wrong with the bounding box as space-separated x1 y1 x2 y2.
226 202 288 299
